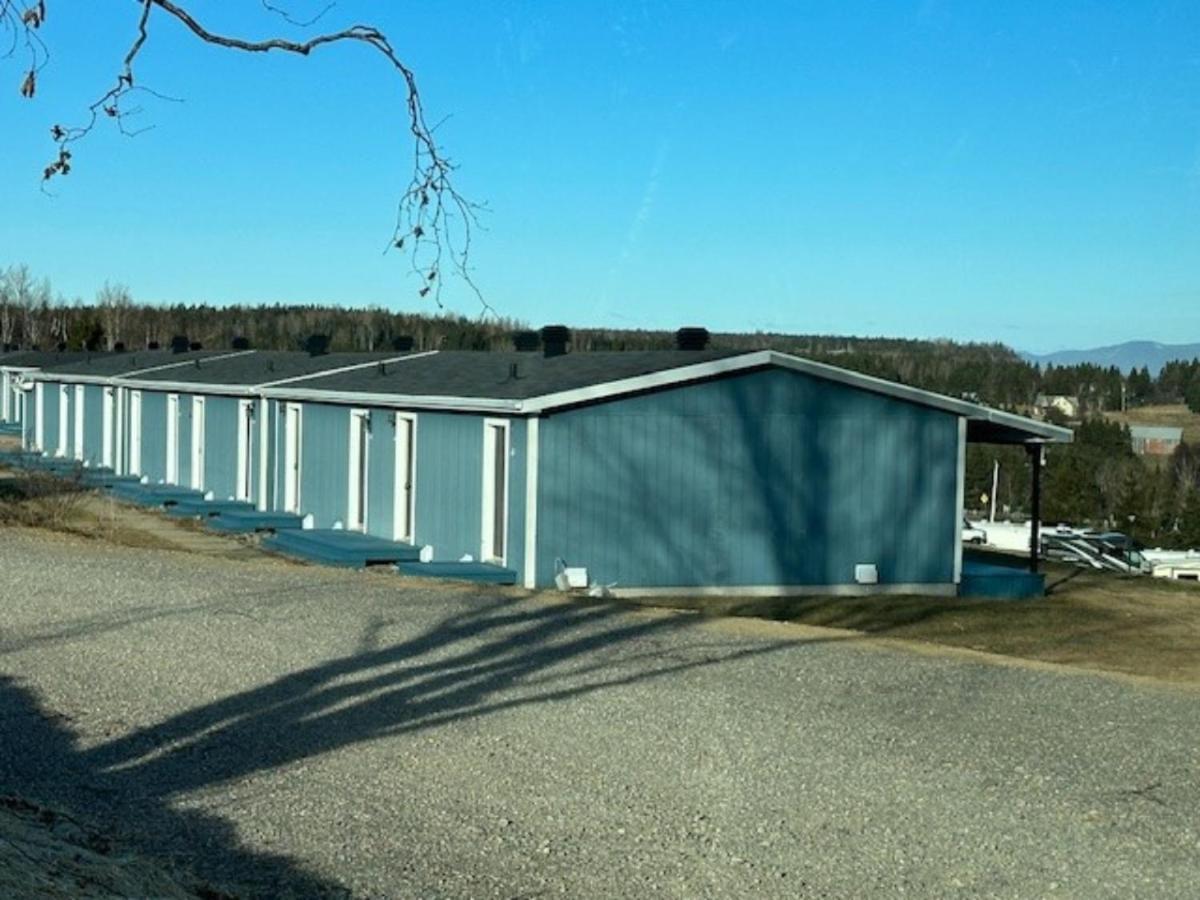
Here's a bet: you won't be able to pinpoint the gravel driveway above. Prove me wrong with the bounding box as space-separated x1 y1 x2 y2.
1 528 1198 898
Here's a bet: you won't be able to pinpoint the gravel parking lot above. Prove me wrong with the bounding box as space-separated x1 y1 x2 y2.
1 527 1199 898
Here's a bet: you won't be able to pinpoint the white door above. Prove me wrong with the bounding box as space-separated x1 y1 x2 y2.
283 403 302 513
236 399 255 502
101 387 115 469
481 420 510 564
128 391 142 475
57 385 69 457
347 409 370 532
114 388 126 475
73 385 84 461
34 382 44 451
166 394 179 483
393 415 417 543
257 398 270 511
190 396 206 490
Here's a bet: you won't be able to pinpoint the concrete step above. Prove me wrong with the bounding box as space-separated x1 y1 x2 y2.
263 529 421 568
395 560 518 585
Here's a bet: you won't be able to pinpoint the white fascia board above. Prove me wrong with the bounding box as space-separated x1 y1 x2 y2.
520 352 774 414
762 352 1073 444
520 349 1071 444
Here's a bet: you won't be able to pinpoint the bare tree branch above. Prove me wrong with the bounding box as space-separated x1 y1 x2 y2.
3 0 488 312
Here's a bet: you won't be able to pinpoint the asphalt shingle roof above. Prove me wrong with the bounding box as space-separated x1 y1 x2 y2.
32 350 235 377
131 351 409 385
276 350 744 400
0 351 92 369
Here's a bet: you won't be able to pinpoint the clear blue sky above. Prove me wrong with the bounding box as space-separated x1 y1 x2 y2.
2 1 1198 352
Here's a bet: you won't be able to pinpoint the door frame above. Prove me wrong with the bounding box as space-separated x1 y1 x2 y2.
73 385 84 461
57 384 69 457
34 382 44 451
102 386 115 469
236 398 255 502
393 413 418 543
480 418 511 566
283 402 303 514
190 395 206 490
347 408 370 532
165 393 179 483
128 390 143 476
257 398 270 511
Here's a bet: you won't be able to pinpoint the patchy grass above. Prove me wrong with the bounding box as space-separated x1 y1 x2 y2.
625 559 1200 685
1104 403 1200 445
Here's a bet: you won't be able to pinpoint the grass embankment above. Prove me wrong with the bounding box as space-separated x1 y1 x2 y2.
630 557 1200 686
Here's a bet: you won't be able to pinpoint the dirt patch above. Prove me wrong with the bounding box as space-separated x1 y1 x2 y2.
624 561 1200 685
0 795 233 899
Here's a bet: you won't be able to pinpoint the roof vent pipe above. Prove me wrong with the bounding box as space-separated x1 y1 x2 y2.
540 325 571 358
675 327 710 351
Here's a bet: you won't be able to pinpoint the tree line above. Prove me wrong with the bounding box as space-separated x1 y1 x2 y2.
5 263 1200 546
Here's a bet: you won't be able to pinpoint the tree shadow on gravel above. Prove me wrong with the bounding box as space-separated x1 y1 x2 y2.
3 594 792 898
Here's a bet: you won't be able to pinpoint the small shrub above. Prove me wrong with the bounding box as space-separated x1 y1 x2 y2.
0 468 91 530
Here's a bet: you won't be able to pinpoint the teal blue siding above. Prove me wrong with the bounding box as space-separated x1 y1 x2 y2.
177 395 193 486
365 408 396 538
203 396 240 499
41 384 59 453
83 386 104 465
64 386 77 457
298 403 351 527
262 399 277 509
140 392 167 481
507 419 527 576
535 368 960 590
411 412 483 563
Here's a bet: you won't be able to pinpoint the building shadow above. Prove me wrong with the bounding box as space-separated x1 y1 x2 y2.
3 593 790 897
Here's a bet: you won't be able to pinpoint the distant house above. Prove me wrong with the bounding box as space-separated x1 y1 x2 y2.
1129 426 1183 457
1034 394 1080 420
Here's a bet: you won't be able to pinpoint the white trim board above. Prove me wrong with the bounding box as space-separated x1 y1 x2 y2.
954 416 967 585
522 417 539 589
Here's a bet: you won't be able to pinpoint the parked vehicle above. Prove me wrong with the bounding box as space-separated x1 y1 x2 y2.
1040 527 1152 575
962 519 988 545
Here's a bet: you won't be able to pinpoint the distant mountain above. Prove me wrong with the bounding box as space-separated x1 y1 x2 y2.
1021 341 1200 375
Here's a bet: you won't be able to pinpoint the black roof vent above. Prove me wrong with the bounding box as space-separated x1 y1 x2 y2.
540 325 571 358
512 330 541 352
675 327 710 351
303 334 331 357
391 335 415 352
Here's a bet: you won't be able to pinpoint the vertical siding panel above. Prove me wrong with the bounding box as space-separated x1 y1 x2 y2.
533 368 959 590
